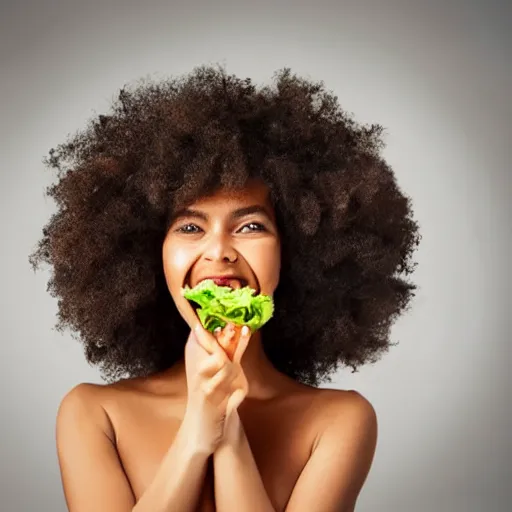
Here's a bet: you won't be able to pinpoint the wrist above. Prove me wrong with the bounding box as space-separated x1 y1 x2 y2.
178 413 215 458
220 410 243 449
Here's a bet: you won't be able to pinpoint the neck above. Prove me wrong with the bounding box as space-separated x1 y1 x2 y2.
238 329 286 400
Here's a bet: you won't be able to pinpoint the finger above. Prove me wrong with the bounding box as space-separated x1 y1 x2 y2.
194 322 228 361
203 362 237 397
217 323 241 361
216 323 234 353
226 382 248 419
186 332 211 364
225 365 249 419
192 322 216 354
232 325 251 364
197 351 225 378
213 326 222 344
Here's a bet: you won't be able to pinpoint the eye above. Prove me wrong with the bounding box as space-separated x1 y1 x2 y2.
175 222 267 234
238 222 266 233
175 223 201 234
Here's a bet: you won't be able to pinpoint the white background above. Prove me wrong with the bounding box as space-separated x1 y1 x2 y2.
1 0 511 510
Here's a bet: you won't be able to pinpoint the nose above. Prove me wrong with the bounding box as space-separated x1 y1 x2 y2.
203 233 238 263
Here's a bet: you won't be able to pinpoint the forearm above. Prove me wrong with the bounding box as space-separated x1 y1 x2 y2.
213 412 275 512
133 423 210 512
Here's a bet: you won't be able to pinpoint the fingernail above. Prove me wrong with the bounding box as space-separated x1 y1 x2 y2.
241 325 249 336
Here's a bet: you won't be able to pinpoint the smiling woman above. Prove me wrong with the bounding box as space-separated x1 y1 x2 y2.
163 181 280 333
28 65 421 512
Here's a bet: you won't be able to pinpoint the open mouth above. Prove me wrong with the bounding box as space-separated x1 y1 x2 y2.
183 276 258 314
184 275 249 290
180 272 273 335
208 277 248 289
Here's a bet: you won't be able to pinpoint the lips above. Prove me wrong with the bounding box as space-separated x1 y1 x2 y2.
183 272 259 295
193 276 248 290
184 276 248 315
209 277 245 289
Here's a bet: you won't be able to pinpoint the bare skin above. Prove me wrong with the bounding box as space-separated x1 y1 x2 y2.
56 179 377 511
80 364 347 511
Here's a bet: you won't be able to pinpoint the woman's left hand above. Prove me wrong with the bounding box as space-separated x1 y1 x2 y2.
196 322 251 422
214 322 250 363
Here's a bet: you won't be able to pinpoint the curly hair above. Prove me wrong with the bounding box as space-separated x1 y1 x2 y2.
28 65 421 387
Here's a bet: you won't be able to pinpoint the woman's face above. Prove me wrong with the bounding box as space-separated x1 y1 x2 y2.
162 179 281 329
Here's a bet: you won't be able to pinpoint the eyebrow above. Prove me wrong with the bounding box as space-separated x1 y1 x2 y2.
171 204 273 224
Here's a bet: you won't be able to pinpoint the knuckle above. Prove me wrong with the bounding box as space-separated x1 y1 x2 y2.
196 358 208 371
201 382 214 397
203 378 219 397
222 363 235 379
197 362 212 377
198 355 222 376
215 366 229 384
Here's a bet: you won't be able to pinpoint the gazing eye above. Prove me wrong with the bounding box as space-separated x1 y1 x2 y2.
175 223 201 234
239 222 266 233
175 222 266 234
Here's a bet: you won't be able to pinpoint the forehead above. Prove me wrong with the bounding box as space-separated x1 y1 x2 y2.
192 180 272 210
201 181 269 204
169 179 277 225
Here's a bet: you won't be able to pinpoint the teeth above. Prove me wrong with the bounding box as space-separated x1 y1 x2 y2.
212 278 243 289
229 279 242 290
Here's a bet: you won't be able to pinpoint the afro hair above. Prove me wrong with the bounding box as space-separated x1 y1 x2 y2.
28 65 421 387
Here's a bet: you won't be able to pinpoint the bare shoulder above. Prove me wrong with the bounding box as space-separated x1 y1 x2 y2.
56 381 140 510
316 387 376 415
315 387 377 430
56 374 171 437
57 382 118 441
289 385 377 448
58 382 105 414
288 382 376 413
283 386 378 511
57 376 143 412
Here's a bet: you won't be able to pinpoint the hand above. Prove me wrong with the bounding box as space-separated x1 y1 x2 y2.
182 321 250 455
213 322 250 416
217 407 244 450
214 322 249 362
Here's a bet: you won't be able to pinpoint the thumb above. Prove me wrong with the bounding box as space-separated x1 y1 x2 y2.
193 322 226 359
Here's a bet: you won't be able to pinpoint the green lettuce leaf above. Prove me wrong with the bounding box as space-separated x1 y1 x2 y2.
181 279 274 333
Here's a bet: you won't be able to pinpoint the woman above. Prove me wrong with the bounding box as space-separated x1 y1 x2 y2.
29 65 421 511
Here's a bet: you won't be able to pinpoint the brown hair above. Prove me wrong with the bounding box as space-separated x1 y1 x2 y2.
28 65 421 386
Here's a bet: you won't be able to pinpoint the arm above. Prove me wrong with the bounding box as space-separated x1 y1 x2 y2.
56 383 210 512
284 391 378 512
213 410 276 512
213 392 378 512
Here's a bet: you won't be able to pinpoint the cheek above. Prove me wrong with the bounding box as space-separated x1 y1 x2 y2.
248 242 281 294
170 248 190 270
268 245 281 289
162 241 192 289
161 239 199 328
